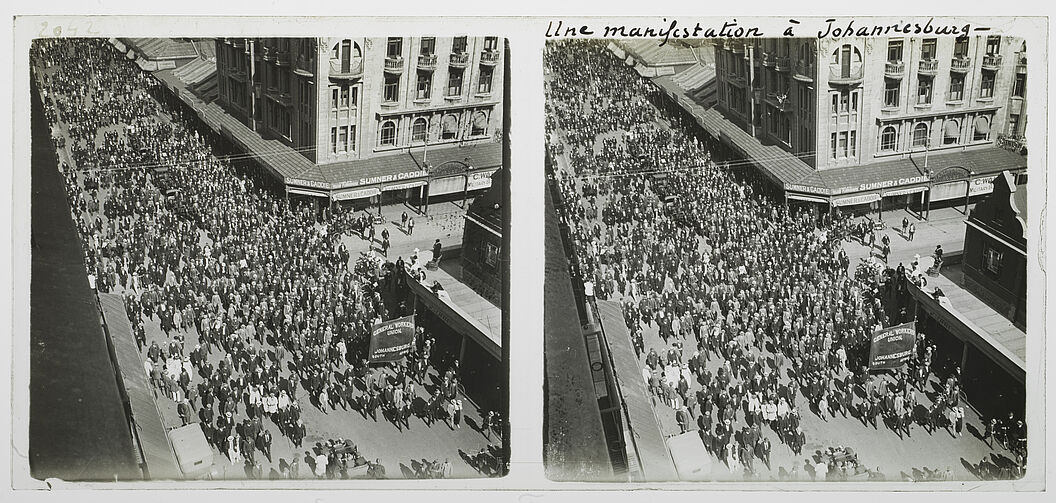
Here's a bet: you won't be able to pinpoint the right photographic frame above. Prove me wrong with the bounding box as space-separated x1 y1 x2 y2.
543 30 1034 483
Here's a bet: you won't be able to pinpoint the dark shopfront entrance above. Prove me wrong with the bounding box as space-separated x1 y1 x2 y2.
415 307 503 416
917 311 1025 425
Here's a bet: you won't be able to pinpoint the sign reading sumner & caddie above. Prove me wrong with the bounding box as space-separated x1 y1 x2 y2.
368 315 416 364
868 321 917 371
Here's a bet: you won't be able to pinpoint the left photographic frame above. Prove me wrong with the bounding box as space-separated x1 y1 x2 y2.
26 34 509 482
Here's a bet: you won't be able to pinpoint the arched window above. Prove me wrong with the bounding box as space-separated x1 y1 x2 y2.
880 126 897 151
470 111 488 136
380 120 397 146
411 117 428 144
331 39 363 73
441 114 459 140
912 123 929 148
831 44 863 80
973 116 991 141
943 119 960 145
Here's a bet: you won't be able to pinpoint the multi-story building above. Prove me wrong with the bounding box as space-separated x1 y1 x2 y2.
710 35 1027 213
213 37 503 205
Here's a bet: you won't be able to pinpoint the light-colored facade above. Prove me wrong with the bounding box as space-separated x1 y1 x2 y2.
714 35 1026 172
214 37 503 186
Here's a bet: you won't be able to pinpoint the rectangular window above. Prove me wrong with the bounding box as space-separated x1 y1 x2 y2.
384 75 400 102
984 245 1004 274
949 73 965 101
348 126 356 151
1008 115 1019 135
300 120 310 145
851 91 858 113
884 79 900 107
387 37 403 58
478 65 493 94
331 127 337 153
830 93 838 114
980 71 995 98
985 36 1001 55
416 72 432 100
838 131 848 158
1013 73 1026 97
331 88 339 109
338 126 348 153
921 39 937 60
340 85 349 108
447 68 464 96
420 37 435 56
887 40 903 62
849 130 856 156
839 91 848 113
349 86 358 107
917 77 932 105
484 37 499 51
954 37 969 58
452 36 468 54
830 132 837 159
483 242 500 268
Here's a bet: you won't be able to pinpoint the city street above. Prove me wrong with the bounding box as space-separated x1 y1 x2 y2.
34 44 501 480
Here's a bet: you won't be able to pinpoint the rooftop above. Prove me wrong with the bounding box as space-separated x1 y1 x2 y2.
122 38 203 62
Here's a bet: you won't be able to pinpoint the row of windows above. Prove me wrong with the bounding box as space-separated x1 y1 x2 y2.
384 36 500 58
384 66 494 103
886 36 1004 63
878 116 992 152
882 71 997 108
377 112 490 147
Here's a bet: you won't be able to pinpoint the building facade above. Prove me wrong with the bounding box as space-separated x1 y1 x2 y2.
213 37 503 203
461 169 503 306
962 171 1027 328
711 36 1027 211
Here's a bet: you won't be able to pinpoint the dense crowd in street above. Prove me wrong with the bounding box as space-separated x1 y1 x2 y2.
31 38 501 479
544 40 1026 480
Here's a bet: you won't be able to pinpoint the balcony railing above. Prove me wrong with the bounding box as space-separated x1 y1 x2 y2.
766 92 793 112
229 38 245 49
417 54 438 71
982 54 1002 71
774 56 791 72
884 61 905 79
273 50 290 66
294 56 314 77
480 50 500 66
828 64 863 85
950 57 971 73
760 52 775 67
1015 55 1027 74
449 52 469 68
328 59 363 79
918 59 939 76
384 56 405 74
792 60 814 82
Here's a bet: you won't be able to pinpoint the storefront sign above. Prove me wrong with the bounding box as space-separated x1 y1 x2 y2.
969 175 999 197
467 169 498 191
286 187 329 198
368 315 416 364
286 178 330 190
834 175 930 196
332 187 381 201
868 322 917 371
832 193 881 207
785 183 830 196
332 169 429 190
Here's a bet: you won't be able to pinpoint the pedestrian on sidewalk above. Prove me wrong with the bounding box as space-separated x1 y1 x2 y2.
401 211 408 232
407 216 415 235
902 216 909 237
908 223 916 241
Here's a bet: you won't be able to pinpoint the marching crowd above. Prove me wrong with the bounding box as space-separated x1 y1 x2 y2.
544 40 1024 480
32 38 501 479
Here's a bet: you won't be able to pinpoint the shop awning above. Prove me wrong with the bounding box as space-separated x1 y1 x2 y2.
606 42 626 59
383 180 427 192
975 116 991 135
944 120 960 140
883 186 928 198
287 187 329 198
787 193 829 204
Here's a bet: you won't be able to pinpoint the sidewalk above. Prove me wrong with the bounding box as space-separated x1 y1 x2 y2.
841 206 970 269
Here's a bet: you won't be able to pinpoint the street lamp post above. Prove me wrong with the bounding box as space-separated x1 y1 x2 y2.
963 169 974 215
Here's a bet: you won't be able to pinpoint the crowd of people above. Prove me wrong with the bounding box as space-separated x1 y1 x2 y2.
32 38 501 479
544 40 1023 480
